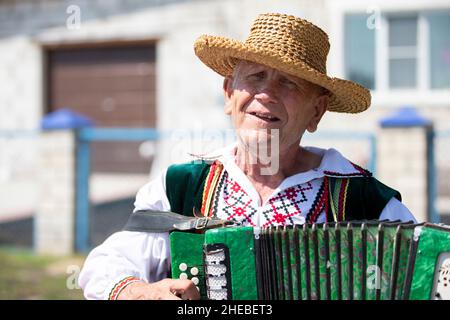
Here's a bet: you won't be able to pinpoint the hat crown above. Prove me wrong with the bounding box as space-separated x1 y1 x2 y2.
244 13 330 74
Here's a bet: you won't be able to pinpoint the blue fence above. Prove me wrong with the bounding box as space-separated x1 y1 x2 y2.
75 128 161 252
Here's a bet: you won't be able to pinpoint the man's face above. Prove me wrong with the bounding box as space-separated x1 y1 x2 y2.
223 61 328 154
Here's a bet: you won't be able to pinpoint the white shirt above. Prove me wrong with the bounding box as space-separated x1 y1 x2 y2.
78 145 416 299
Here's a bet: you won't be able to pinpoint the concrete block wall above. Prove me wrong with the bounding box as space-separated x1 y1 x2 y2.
0 36 43 185
377 127 429 222
35 130 76 255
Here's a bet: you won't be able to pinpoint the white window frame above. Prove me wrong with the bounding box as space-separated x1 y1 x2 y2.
380 14 425 91
326 0 450 107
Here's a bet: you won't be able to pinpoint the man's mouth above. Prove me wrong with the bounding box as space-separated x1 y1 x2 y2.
248 112 280 122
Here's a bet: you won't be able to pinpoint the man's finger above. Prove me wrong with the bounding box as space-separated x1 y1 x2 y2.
164 291 182 300
169 280 201 300
182 285 201 300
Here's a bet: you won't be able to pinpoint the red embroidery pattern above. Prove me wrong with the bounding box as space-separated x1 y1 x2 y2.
201 160 224 217
307 177 329 223
222 176 257 226
216 172 325 227
201 162 217 214
108 276 141 300
351 162 372 177
323 162 371 178
261 183 312 227
338 178 349 221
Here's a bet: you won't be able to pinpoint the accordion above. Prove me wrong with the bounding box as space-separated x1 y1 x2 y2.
169 221 450 300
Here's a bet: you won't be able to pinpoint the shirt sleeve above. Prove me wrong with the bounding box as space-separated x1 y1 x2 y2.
78 169 172 300
379 197 417 223
78 231 171 300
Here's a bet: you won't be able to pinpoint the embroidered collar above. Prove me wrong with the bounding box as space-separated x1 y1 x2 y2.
304 146 372 178
196 143 370 207
210 143 372 179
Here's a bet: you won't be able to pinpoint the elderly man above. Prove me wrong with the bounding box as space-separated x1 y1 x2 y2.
79 13 415 300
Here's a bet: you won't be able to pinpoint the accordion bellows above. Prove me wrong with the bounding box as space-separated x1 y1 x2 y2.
170 221 450 300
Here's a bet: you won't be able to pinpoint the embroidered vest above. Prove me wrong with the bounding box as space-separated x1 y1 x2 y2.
165 160 401 223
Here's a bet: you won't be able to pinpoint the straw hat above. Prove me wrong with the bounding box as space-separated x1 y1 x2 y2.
194 13 371 113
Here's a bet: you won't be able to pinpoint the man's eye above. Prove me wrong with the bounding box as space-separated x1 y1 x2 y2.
280 77 298 88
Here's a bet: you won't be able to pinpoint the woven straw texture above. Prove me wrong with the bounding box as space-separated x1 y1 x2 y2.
194 13 371 113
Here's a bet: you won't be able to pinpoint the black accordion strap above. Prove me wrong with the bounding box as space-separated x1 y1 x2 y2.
123 209 232 233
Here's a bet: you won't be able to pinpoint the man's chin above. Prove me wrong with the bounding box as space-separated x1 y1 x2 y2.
235 132 280 173
237 133 275 150
236 129 280 159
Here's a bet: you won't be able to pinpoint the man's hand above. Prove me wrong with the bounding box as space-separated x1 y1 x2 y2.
117 278 200 300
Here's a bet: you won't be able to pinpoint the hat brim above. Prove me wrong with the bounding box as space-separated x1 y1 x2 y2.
194 35 371 114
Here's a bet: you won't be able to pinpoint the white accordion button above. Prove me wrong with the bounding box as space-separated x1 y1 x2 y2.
190 267 199 276
179 272 188 280
179 263 187 272
191 277 199 285
432 252 450 300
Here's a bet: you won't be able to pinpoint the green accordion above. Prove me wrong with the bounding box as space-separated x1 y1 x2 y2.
170 221 450 300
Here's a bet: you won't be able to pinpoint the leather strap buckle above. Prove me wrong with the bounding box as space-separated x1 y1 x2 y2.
194 217 209 229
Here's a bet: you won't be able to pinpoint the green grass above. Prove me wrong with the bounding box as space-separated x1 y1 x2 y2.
0 247 86 300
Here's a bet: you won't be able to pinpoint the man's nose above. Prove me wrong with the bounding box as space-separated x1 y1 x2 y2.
254 80 279 104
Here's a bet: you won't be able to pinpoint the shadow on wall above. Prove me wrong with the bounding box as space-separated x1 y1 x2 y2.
0 197 134 250
0 217 33 248
89 197 134 247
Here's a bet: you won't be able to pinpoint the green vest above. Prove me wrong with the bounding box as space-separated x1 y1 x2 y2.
165 160 401 222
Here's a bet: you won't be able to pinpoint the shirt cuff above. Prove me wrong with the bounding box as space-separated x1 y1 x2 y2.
108 276 143 300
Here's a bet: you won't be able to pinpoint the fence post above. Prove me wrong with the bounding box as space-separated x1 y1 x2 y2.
35 108 93 255
75 130 91 253
377 106 436 223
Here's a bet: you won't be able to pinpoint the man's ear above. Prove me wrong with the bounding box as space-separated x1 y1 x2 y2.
306 94 328 133
223 77 233 115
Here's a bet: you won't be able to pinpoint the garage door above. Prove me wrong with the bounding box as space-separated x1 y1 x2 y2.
46 44 156 173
